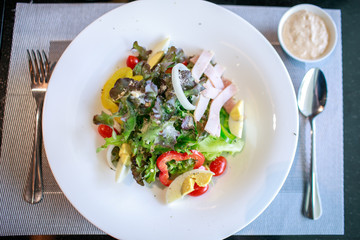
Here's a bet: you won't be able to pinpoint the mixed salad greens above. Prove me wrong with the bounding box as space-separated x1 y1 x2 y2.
93 39 245 198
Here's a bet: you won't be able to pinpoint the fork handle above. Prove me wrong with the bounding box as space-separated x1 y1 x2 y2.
24 100 44 204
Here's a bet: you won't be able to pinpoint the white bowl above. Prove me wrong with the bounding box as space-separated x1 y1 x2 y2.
278 4 337 63
43 0 299 239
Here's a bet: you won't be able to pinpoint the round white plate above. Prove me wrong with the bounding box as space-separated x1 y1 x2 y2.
43 0 299 239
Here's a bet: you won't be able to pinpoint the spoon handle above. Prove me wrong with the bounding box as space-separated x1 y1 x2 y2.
304 117 322 220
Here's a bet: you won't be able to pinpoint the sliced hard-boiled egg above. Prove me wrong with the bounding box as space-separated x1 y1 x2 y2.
229 117 244 138
228 100 245 138
166 169 214 204
113 143 132 183
193 171 213 187
119 143 132 157
181 177 195 196
115 153 131 183
230 100 245 121
147 37 171 69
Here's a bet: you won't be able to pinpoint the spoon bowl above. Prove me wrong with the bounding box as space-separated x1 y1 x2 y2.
298 68 327 118
298 67 327 220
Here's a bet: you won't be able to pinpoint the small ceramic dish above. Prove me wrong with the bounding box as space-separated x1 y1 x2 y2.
278 4 337 63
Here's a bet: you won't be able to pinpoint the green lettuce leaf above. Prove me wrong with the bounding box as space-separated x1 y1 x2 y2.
194 135 245 161
93 111 114 126
122 101 137 141
132 41 151 61
167 159 195 175
96 134 123 153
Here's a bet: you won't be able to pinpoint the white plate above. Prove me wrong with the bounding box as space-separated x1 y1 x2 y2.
43 0 299 239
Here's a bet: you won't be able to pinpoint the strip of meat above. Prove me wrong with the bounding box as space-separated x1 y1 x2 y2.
213 64 225 77
202 80 221 99
194 94 210 122
191 50 214 82
204 84 237 136
204 64 224 89
222 78 237 113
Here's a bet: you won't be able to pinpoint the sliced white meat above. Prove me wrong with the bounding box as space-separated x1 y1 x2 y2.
202 88 221 99
201 80 221 99
223 97 237 114
203 80 213 89
222 77 232 87
204 64 224 89
191 50 214 82
204 84 237 136
222 78 237 113
191 57 225 78
194 94 210 122
213 64 225 77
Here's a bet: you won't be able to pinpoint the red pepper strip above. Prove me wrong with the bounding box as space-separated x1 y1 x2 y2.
156 150 205 186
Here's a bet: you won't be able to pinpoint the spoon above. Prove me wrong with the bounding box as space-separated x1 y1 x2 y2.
298 68 327 220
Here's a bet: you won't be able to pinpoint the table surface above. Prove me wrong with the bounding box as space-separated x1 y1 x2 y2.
0 0 358 240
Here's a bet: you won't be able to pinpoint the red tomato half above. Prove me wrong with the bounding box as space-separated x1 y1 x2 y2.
209 156 227 176
98 124 113 138
188 183 209 197
126 55 139 69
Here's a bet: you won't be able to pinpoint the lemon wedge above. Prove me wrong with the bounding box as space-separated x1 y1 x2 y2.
166 169 214 204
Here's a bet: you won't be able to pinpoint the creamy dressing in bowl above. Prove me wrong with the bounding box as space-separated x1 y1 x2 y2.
282 10 329 60
278 4 337 63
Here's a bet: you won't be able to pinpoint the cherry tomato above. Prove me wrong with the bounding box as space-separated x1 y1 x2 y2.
97 124 113 138
209 156 227 176
126 55 139 69
188 183 209 197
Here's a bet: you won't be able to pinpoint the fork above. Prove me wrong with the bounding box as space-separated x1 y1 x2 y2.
24 50 55 204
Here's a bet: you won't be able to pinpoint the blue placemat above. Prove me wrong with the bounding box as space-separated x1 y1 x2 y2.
0 3 343 236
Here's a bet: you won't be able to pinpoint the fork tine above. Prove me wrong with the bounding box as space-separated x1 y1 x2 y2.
27 50 36 84
31 50 40 83
49 62 56 79
42 50 50 82
37 50 45 83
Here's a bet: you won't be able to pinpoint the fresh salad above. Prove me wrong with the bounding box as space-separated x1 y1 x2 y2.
93 38 245 203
